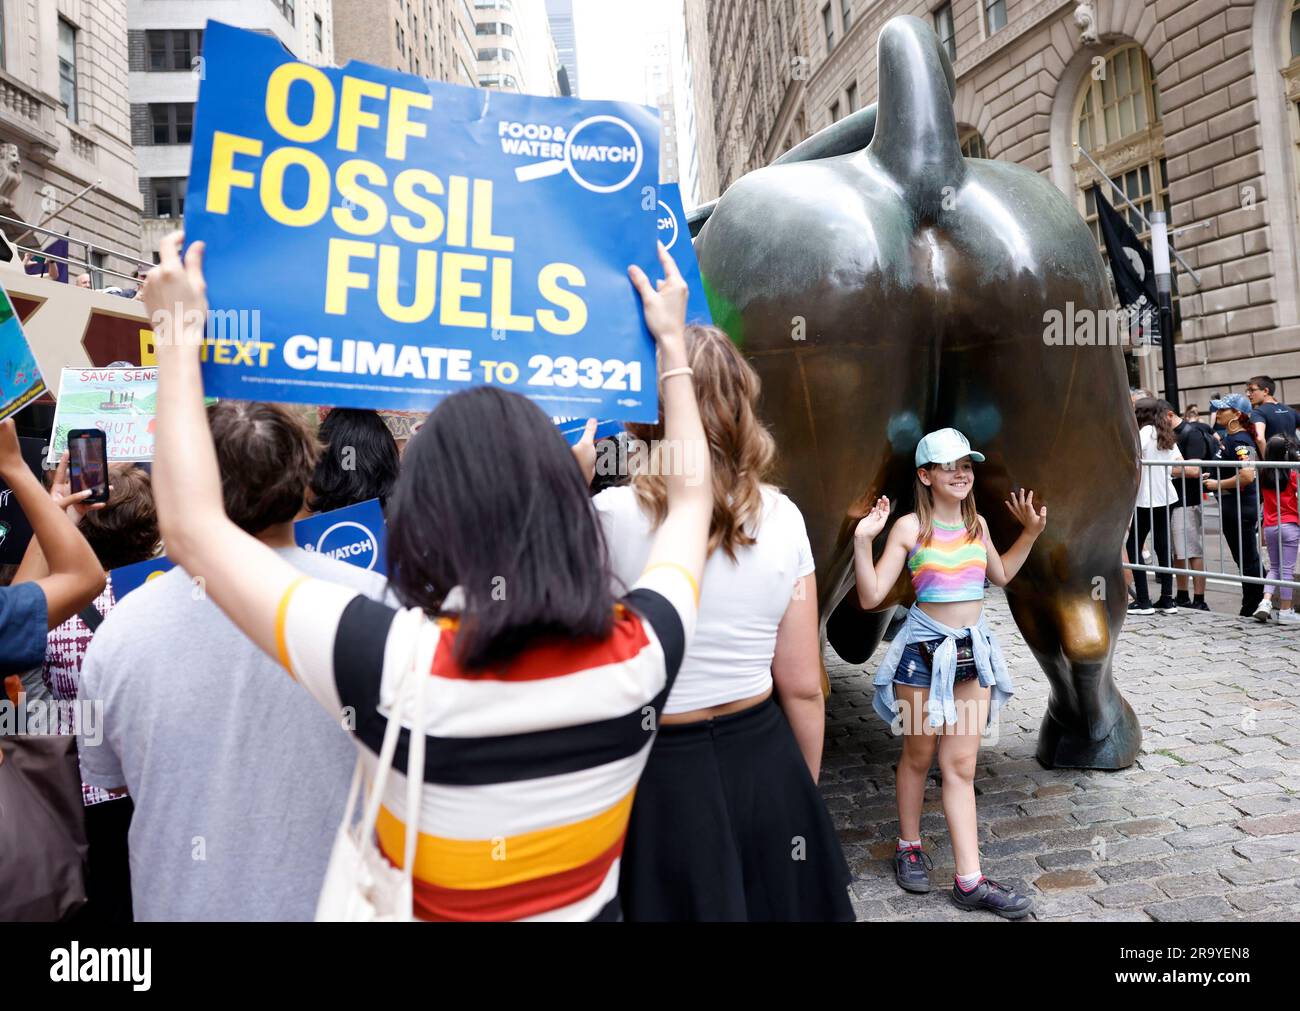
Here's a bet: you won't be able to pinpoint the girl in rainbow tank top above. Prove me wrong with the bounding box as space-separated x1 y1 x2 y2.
851 429 1047 919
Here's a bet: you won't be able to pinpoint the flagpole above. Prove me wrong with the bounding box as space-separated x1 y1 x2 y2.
1150 211 1181 411
1074 144 1200 287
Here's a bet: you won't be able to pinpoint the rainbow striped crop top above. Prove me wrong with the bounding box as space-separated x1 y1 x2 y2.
908 519 987 603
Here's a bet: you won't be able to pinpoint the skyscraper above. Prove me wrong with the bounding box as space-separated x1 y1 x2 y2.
130 0 338 260
544 0 579 97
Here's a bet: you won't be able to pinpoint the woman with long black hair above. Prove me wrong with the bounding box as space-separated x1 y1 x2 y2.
306 408 401 514
142 233 713 921
1128 397 1183 615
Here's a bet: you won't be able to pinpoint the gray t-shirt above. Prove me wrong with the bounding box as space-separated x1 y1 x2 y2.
77 546 388 922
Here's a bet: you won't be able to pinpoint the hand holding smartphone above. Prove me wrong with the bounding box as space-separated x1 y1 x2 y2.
67 429 110 504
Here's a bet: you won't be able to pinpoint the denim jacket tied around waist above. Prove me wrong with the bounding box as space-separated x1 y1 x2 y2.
871 604 1014 730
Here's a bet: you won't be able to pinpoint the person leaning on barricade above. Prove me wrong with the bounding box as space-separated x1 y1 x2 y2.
1254 435 1300 626
138 232 713 922
1128 398 1183 616
1204 393 1264 619
1171 402 1213 611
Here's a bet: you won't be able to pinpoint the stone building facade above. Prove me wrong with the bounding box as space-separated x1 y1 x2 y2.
129 0 335 260
333 0 475 85
688 0 1300 407
0 0 143 281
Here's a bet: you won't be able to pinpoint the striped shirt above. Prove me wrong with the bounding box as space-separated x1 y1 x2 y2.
907 519 987 603
278 565 697 922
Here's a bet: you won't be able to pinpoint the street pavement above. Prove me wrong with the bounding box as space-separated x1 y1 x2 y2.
820 591 1300 922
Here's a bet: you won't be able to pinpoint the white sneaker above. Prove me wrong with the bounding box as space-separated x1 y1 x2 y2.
1278 609 1300 625
1253 599 1274 623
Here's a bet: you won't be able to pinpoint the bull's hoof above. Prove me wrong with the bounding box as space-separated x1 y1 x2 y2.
1035 698 1141 770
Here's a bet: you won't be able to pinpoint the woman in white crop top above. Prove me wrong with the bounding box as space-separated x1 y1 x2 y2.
590 324 851 922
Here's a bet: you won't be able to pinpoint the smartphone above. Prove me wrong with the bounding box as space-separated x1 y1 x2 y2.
67 429 110 504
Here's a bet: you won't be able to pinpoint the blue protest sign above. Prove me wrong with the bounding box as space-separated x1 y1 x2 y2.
109 556 177 600
294 498 387 574
111 499 388 600
552 416 623 445
184 22 662 421
656 183 712 326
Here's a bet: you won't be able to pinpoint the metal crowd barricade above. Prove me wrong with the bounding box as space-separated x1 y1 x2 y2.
1126 456 1300 594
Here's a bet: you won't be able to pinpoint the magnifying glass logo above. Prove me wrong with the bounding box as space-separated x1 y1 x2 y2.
656 200 679 250
514 115 644 194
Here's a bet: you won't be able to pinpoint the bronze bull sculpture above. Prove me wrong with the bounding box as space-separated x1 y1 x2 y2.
692 15 1141 769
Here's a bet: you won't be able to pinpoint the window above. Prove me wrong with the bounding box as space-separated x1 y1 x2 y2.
1076 44 1160 155
150 103 194 145
841 0 853 33
1292 0 1300 59
935 3 956 62
314 14 323 52
275 0 296 27
846 81 858 114
147 30 203 71
983 0 1007 35
396 20 405 53
959 129 988 159
151 178 187 220
0 2 6 70
478 47 514 62
476 22 514 36
829 100 841 123
58 19 78 121
822 4 834 49
479 73 519 90
1073 44 1175 348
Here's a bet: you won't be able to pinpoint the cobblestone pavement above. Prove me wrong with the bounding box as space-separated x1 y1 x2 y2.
820 592 1300 922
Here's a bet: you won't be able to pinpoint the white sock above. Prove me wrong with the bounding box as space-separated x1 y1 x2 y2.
956 871 983 890
897 838 922 851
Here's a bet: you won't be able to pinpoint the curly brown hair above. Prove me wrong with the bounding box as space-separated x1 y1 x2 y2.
79 464 161 570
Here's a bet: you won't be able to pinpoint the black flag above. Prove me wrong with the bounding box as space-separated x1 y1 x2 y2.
1091 184 1161 346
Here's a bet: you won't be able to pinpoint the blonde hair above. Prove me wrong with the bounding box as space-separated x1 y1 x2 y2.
627 325 776 560
913 467 980 546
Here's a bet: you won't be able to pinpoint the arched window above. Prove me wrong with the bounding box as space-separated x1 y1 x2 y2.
1073 44 1169 247
959 128 988 159
1072 44 1172 382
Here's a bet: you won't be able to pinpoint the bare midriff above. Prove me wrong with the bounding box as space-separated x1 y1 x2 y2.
660 686 774 725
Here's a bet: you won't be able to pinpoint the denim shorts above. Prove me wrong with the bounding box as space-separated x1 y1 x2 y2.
894 637 980 688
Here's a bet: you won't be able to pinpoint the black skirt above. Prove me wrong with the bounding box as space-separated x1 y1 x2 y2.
619 697 854 922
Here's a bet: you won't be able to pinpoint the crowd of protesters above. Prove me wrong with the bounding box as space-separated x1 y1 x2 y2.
1127 378 1300 622
4 229 1298 922
0 235 863 923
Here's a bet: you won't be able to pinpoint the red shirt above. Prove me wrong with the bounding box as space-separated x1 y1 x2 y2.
1263 471 1299 527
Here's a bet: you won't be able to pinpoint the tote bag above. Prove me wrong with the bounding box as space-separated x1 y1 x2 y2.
0 733 89 921
316 608 436 922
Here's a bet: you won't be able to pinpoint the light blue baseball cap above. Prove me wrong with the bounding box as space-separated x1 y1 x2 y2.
915 428 986 467
1209 393 1251 414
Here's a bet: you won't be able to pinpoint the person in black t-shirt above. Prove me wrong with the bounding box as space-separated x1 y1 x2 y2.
1246 375 1299 457
1206 395 1264 617
1170 405 1212 610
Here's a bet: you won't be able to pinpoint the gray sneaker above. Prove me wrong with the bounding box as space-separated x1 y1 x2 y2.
894 846 933 894
950 876 1034 919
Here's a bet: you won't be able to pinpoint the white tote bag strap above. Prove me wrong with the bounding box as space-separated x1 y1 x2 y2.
353 607 428 873
399 621 437 911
